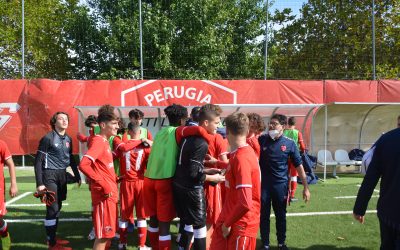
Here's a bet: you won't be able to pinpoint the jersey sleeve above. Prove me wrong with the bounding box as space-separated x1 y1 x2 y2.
34 135 50 187
77 133 89 143
175 126 212 145
68 137 81 182
147 130 153 140
0 140 11 161
298 132 306 152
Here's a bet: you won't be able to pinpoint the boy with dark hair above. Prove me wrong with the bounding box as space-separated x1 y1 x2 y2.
210 112 260 250
144 104 211 250
173 104 226 250
114 122 151 250
128 108 153 140
34 111 81 250
246 113 266 157
0 140 18 250
79 105 120 250
283 116 306 202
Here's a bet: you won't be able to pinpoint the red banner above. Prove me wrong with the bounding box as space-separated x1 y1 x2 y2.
0 79 398 154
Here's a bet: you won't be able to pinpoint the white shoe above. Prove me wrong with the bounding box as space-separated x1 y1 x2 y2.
139 245 152 250
118 243 127 250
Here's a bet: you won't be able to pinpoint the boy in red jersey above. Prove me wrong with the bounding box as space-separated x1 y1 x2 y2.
246 113 266 158
0 140 18 250
79 105 120 250
114 122 151 250
210 112 261 250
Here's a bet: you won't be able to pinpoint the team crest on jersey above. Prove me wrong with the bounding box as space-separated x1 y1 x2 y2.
65 142 70 148
108 163 114 168
54 143 59 147
281 145 286 152
104 226 112 232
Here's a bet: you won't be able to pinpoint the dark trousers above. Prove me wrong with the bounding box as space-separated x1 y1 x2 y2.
260 182 289 246
380 220 400 250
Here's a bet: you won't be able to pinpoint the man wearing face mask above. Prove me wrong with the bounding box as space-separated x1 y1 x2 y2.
258 114 311 250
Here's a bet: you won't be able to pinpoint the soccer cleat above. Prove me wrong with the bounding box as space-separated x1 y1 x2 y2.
278 244 289 250
87 227 96 240
56 238 70 245
1 232 11 250
290 197 298 202
48 243 72 250
139 245 152 250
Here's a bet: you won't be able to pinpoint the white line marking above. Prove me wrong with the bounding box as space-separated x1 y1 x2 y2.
7 203 69 207
356 185 380 193
334 195 379 199
5 192 33 206
4 210 378 223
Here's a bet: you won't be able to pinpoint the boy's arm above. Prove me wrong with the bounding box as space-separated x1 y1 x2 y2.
34 136 49 190
223 187 252 227
79 157 113 196
5 157 18 197
175 126 212 145
77 133 89 143
298 132 306 152
69 140 81 185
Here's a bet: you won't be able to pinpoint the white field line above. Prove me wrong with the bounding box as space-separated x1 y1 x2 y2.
334 195 379 199
7 203 69 207
356 185 380 193
5 210 378 223
5 192 33 206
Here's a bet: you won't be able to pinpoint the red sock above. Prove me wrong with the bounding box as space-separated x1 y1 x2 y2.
290 181 297 198
148 227 159 250
105 240 111 250
159 235 171 250
137 226 147 247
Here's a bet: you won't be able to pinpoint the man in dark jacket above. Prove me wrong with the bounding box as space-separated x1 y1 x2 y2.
354 127 400 249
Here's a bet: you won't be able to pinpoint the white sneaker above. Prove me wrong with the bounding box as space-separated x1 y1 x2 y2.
87 228 95 240
139 245 152 250
118 243 127 250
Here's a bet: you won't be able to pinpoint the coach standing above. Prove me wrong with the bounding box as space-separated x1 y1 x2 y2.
258 114 310 250
354 127 400 249
34 112 81 250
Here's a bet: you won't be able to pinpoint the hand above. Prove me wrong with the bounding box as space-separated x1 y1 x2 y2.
353 213 365 224
303 188 311 203
222 224 231 238
37 185 46 192
104 192 113 198
9 183 18 197
204 154 218 165
203 168 221 175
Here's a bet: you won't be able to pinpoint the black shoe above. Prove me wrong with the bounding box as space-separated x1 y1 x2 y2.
278 244 289 250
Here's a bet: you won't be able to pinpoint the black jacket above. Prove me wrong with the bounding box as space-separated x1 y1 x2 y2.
354 128 400 230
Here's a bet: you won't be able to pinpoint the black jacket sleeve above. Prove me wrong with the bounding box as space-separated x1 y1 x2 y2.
353 138 382 216
34 135 50 187
68 137 81 182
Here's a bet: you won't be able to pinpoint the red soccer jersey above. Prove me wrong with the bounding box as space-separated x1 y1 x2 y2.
80 135 118 205
205 133 228 168
246 135 260 158
0 140 11 181
118 141 151 181
218 145 261 237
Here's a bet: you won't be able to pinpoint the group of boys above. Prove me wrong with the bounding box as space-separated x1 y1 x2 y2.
30 104 311 250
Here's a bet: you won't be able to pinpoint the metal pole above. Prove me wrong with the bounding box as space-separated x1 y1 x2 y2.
22 0 25 79
139 0 144 79
324 105 327 181
372 0 376 80
263 0 269 80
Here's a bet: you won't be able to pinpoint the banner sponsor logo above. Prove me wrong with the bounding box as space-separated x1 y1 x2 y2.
0 103 20 131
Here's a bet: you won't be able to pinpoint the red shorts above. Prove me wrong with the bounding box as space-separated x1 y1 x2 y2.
143 177 175 222
209 223 256 250
93 198 118 239
205 183 222 225
289 160 298 177
120 180 146 220
0 182 6 216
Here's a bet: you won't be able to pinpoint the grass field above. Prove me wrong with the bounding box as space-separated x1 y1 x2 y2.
4 168 380 250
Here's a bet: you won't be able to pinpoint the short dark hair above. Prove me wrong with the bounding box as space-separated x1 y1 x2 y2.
127 122 140 133
288 117 296 126
190 107 201 123
271 114 287 126
129 109 145 120
199 104 222 123
50 112 69 130
97 105 119 124
247 113 266 133
164 104 188 126
225 112 249 136
84 115 97 128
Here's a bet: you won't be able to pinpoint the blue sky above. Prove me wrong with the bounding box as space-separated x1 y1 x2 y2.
271 0 306 16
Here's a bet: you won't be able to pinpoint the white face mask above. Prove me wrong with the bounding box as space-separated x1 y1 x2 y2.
268 129 280 139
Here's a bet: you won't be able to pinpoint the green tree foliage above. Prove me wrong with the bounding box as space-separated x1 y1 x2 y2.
271 0 400 79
